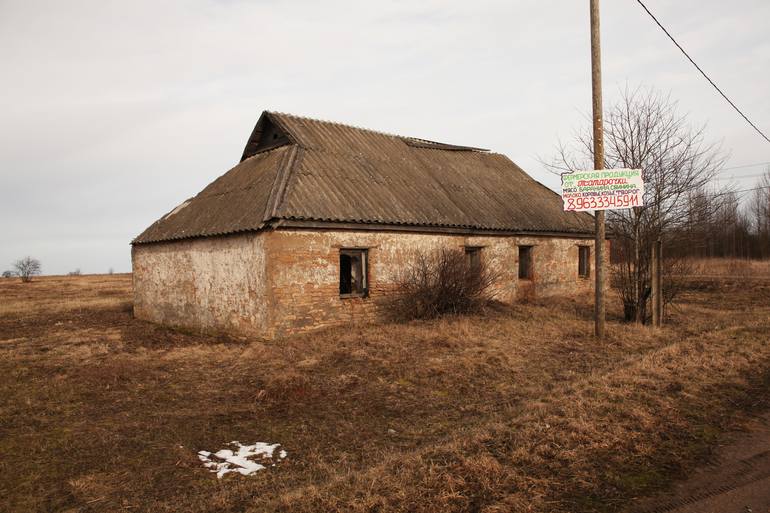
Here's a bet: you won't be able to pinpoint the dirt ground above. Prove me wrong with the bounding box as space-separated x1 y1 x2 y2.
632 412 770 513
0 270 769 513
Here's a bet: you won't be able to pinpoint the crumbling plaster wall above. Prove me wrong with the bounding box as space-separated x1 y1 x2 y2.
132 229 602 339
263 229 599 337
132 232 268 335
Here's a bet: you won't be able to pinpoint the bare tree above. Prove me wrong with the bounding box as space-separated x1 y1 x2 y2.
665 170 769 261
13 257 42 283
546 86 726 322
748 169 770 259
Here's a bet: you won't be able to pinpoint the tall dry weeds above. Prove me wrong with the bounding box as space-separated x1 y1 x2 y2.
383 248 499 321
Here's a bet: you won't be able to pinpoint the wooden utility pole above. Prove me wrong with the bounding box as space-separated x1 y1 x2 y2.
651 239 662 327
590 0 606 338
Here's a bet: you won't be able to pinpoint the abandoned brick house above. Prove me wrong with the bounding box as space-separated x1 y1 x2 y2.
132 111 597 338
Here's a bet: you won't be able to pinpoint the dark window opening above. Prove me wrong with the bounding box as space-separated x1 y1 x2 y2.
340 249 368 297
465 246 482 272
518 246 533 279
578 246 591 278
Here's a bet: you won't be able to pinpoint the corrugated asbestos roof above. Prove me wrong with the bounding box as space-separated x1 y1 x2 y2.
133 111 594 244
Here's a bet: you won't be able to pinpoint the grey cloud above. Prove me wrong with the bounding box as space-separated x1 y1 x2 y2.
1 0 768 274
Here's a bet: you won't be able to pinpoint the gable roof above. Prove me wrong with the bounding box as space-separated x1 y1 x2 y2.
133 111 594 244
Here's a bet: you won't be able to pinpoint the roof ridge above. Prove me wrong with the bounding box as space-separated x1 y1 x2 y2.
266 110 489 153
262 145 302 222
402 137 489 152
267 110 405 141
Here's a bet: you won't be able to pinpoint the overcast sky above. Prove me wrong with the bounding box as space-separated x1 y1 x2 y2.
1 0 768 275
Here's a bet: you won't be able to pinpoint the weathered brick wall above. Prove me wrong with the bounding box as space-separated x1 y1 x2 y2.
263 229 599 337
132 228 603 339
131 233 268 335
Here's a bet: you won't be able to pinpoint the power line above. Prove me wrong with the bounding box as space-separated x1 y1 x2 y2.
718 161 770 172
736 185 770 195
634 0 770 145
712 185 770 198
716 173 768 180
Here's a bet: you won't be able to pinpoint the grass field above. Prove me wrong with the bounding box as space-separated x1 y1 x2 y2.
1 268 769 513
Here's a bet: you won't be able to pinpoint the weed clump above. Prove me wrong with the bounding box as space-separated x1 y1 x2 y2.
384 248 498 321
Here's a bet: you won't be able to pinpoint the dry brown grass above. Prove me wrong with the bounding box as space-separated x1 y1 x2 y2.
688 257 770 278
0 270 768 513
0 273 133 316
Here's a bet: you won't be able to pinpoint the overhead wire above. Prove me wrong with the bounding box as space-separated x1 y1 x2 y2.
634 0 770 144
711 185 770 199
715 173 769 180
719 161 770 172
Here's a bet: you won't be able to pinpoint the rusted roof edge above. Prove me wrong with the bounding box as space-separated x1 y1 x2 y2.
131 216 599 246
272 219 596 238
131 222 272 246
130 197 196 245
401 137 490 152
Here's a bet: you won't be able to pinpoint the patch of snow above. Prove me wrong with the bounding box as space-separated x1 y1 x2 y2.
197 441 287 478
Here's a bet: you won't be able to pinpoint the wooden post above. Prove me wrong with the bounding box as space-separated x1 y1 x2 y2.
590 0 606 339
651 239 662 327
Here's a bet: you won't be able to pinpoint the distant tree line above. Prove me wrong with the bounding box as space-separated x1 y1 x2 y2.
664 171 770 260
2 262 120 280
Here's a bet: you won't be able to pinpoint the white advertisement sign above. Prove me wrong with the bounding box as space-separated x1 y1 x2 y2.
561 168 644 212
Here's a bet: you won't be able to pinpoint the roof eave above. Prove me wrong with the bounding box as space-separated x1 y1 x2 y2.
272 218 597 239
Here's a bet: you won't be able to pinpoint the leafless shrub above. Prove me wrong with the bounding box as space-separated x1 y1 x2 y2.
384 248 499 321
661 256 697 317
69 269 82 276
2 270 14 279
13 256 41 283
611 239 701 322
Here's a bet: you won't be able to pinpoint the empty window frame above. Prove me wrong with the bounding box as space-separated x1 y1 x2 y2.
518 246 533 280
339 249 368 297
578 245 591 278
465 246 482 272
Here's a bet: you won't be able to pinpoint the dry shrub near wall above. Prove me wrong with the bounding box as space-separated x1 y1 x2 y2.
383 248 499 321
611 250 699 323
